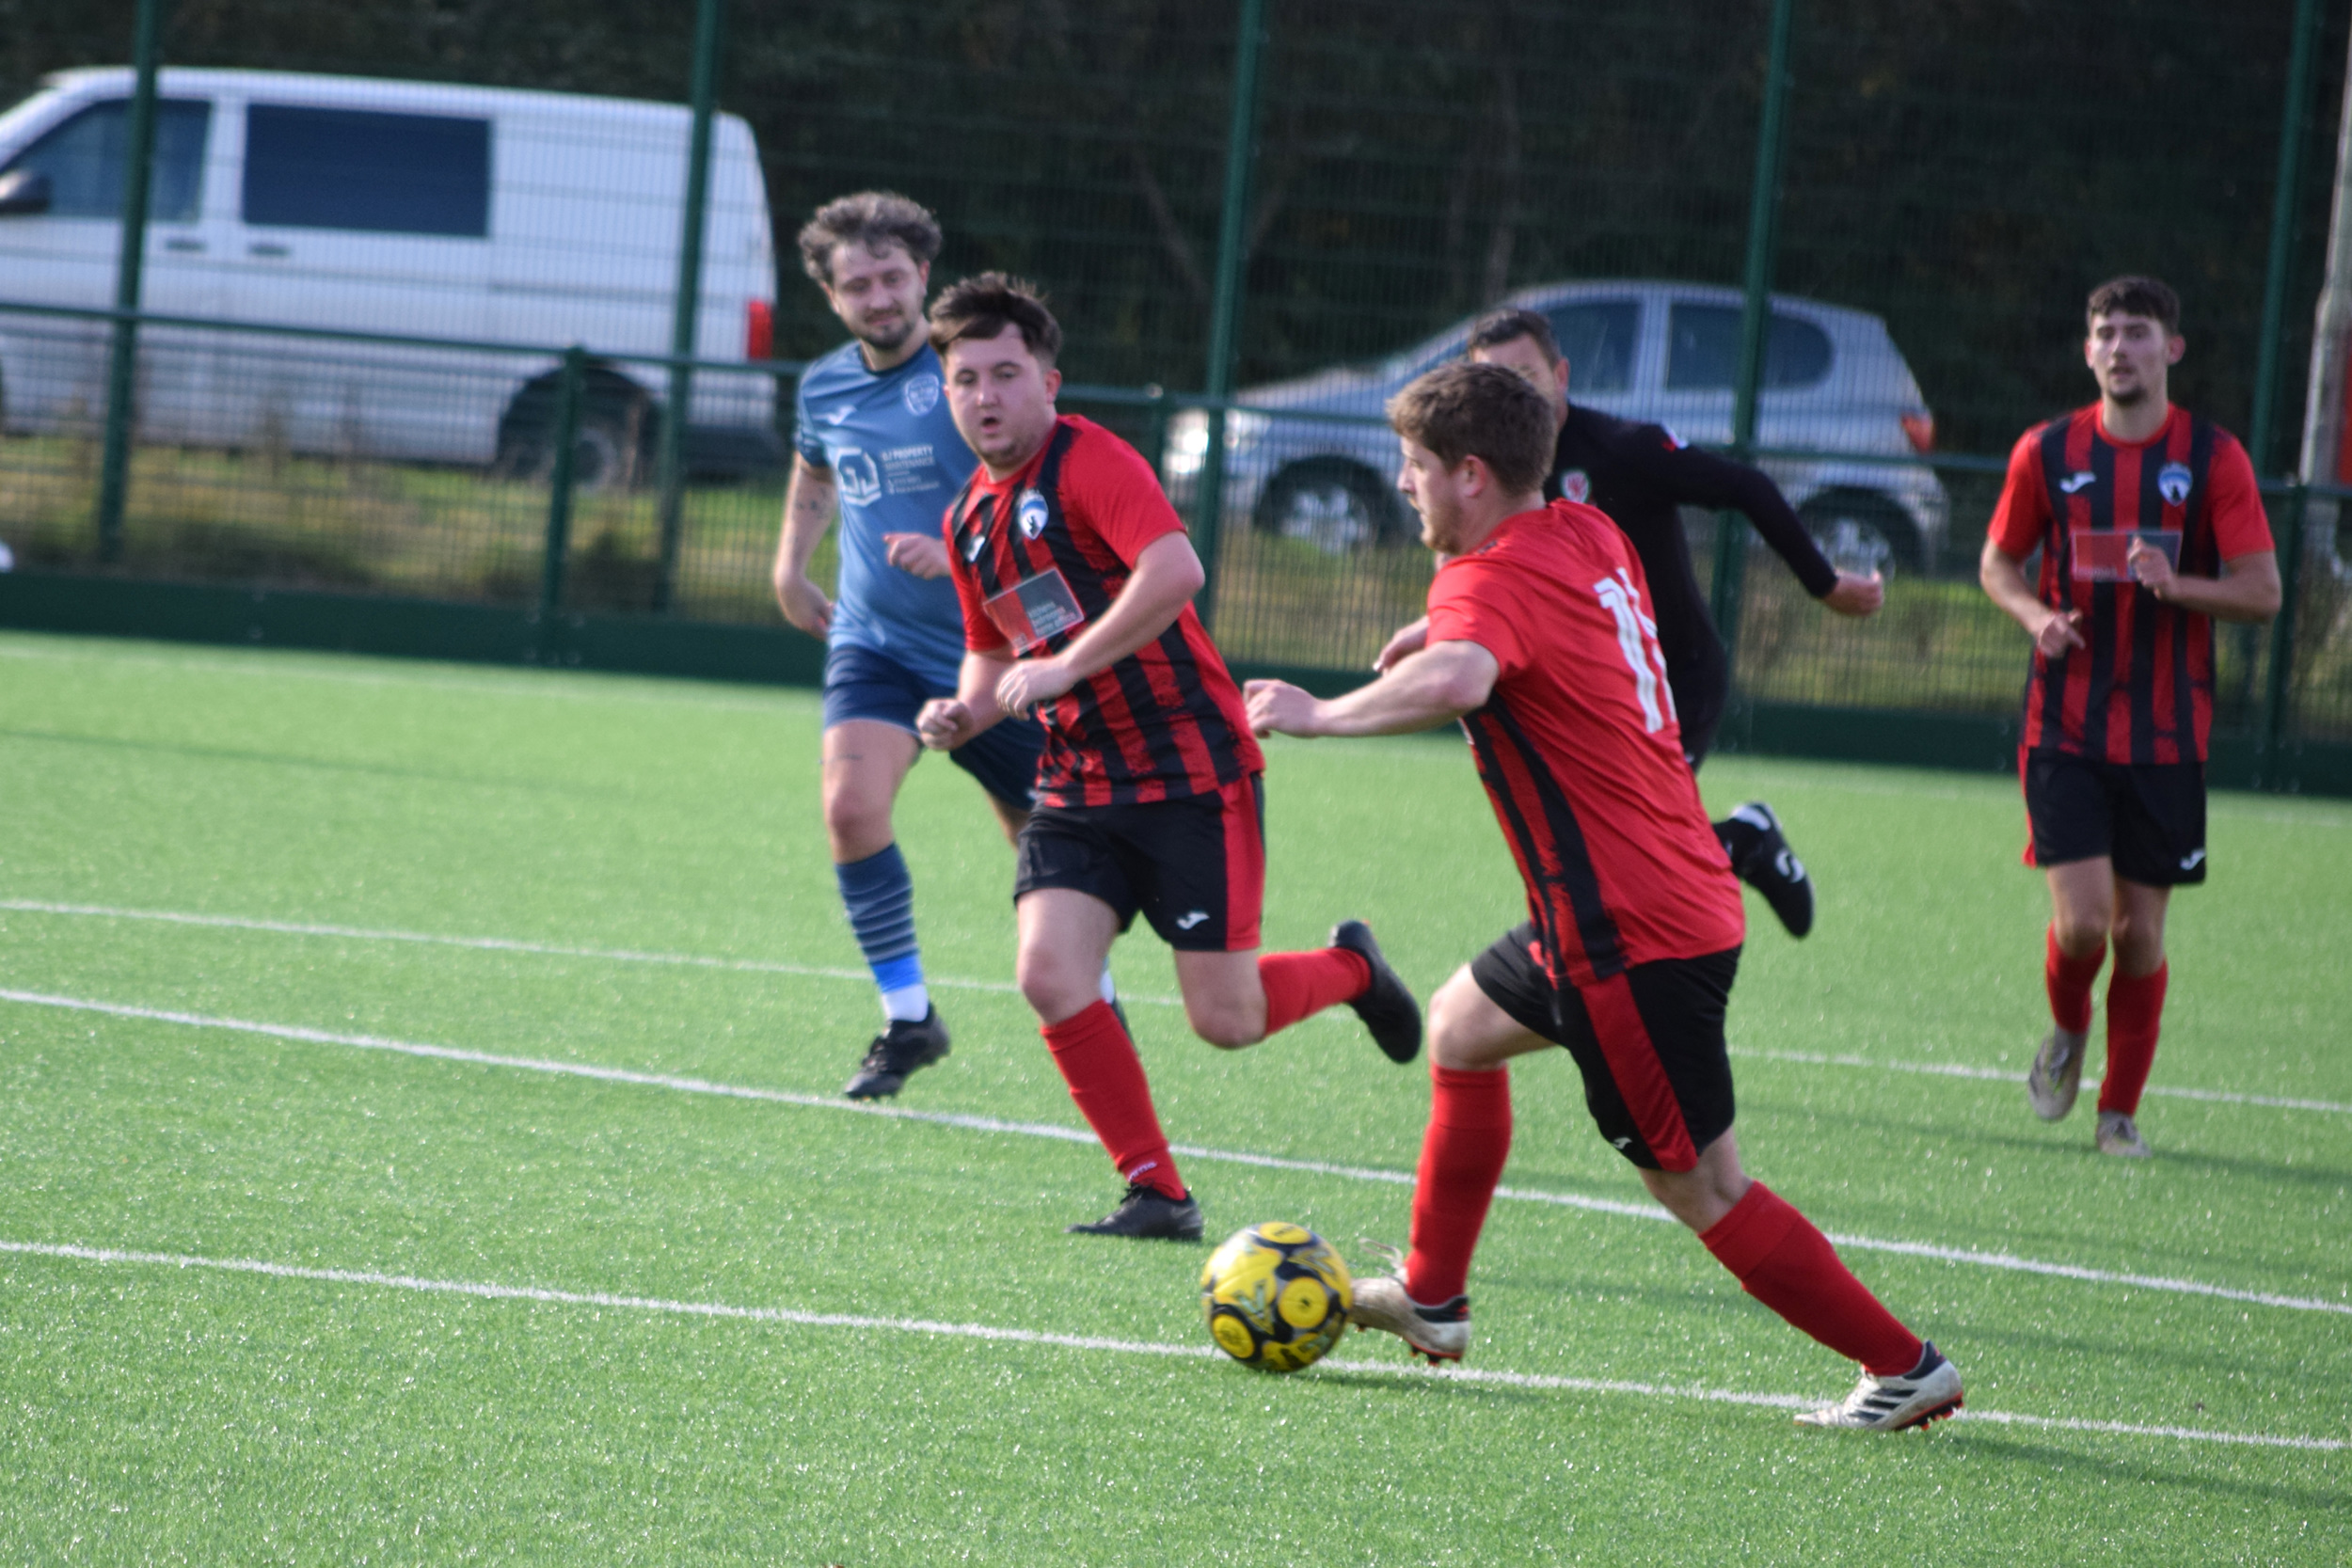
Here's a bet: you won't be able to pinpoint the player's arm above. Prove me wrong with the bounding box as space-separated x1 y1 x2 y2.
2125 546 2281 623
916 648 1017 752
772 452 838 635
1624 432 1878 613
1371 553 1455 673
994 531 1206 720
1979 431 2083 657
1248 640 1501 738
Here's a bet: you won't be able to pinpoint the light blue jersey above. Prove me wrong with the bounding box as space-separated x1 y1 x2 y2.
793 339 977 684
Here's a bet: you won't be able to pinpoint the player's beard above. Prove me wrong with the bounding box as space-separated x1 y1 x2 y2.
857 314 918 356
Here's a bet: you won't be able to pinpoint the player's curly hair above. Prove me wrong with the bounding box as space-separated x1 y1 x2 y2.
2087 276 2180 334
1386 362 1554 495
927 273 1063 368
797 191 943 286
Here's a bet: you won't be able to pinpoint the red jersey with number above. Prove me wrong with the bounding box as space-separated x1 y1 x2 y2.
1426 500 1744 984
1988 404 2271 764
946 414 1262 808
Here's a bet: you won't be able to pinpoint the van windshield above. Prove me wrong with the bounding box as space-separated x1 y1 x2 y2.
0 98 213 222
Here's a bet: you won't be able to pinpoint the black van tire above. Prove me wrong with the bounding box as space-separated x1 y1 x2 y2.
496 370 659 491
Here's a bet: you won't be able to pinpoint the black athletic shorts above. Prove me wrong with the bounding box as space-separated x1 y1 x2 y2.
2022 750 2208 887
1668 643 1729 770
1470 924 1740 1172
1013 774 1265 951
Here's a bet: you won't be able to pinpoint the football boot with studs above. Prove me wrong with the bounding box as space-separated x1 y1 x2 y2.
1794 1341 1964 1432
1330 920 1422 1064
1066 1183 1203 1241
842 1006 950 1101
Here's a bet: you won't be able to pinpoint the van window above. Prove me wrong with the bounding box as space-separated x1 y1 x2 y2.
1546 300 1638 393
243 104 490 237
1665 304 1834 391
0 98 212 222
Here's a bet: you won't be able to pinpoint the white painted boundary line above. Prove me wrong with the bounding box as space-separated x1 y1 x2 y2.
6 986 2347 1320
6 898 2342 1110
0 1238 2339 1453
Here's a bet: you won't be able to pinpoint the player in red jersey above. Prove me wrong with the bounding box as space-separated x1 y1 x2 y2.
912 274 1423 1240
1248 362 1961 1431
1980 277 2280 1159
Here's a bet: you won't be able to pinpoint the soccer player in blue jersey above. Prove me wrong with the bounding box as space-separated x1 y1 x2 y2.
771 192 1060 1100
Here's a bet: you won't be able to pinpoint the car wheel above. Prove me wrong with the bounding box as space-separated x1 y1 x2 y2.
1255 460 1406 553
1795 489 1920 576
496 373 657 492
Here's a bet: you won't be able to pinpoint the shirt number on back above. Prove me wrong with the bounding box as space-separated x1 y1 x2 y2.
1593 569 1676 734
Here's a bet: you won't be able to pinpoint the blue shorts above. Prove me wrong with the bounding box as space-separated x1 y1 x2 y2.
822 641 1044 811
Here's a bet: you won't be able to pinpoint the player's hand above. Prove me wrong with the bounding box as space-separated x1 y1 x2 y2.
1821 570 1884 617
1373 616 1431 673
996 657 1080 721
1244 678 1322 738
774 571 833 636
915 698 976 751
2126 536 2178 599
2033 608 2088 657
882 531 953 579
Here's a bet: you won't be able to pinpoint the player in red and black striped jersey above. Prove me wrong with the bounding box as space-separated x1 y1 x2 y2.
913 274 1424 1241
1248 363 1961 1431
1981 277 2280 1159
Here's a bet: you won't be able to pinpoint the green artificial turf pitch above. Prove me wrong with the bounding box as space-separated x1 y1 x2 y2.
0 628 2345 1565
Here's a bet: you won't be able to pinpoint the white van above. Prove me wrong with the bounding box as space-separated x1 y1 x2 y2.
0 67 782 484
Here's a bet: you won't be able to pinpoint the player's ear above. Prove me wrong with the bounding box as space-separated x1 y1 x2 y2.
1042 365 1062 399
2165 334 2185 366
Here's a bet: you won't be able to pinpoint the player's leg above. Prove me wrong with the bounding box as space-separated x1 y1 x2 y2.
819 689 954 1100
2025 752 2119 1121
1680 648 1815 939
2090 762 2198 1155
1153 776 1418 1060
1014 814 1199 1237
1351 930 1554 1364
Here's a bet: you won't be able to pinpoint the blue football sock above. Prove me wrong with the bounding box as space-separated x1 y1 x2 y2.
836 843 928 1023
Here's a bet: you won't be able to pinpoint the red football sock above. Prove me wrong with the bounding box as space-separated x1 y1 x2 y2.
2045 924 2106 1035
1041 1000 1184 1200
1699 1182 1922 1377
1257 947 1371 1037
1403 1064 1513 1305
2097 962 2169 1116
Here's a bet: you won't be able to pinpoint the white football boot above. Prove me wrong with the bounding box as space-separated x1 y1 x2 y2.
1350 1244 1470 1364
1795 1342 1964 1432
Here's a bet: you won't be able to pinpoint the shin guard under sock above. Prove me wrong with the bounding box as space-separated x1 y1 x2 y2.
836 844 927 1022
1403 1064 1513 1306
2045 924 2106 1036
1041 1000 1184 1200
1700 1182 1922 1376
1257 948 1372 1037
2097 962 2168 1116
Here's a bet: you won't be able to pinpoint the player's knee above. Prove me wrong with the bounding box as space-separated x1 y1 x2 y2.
1427 978 1495 1069
1186 1000 1262 1051
1016 950 1096 1023
2053 910 2109 957
822 791 892 858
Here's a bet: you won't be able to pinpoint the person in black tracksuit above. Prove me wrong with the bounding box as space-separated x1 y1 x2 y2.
1375 308 1887 937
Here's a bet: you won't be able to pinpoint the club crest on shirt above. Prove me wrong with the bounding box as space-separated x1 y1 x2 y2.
2157 462 2193 506
903 373 941 417
1560 468 1592 503
1017 488 1051 539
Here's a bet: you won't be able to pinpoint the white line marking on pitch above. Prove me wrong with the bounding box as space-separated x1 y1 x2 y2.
0 1239 2338 1453
5 987 2346 1320
5 898 2341 1110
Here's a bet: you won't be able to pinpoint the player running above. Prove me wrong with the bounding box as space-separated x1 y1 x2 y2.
774 192 1082 1102
1373 309 1886 938
1980 277 2279 1159
1248 362 1962 1431
913 274 1422 1241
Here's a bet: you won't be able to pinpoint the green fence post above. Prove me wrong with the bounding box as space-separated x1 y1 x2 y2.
92 0 167 566
2259 483 2309 789
1195 0 1269 631
653 0 725 614
2249 0 2323 476
540 346 588 627
1711 0 1796 705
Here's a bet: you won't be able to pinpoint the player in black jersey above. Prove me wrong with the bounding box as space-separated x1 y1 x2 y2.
1375 308 1885 937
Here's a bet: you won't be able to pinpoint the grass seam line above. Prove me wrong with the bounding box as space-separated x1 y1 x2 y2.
0 1238 2341 1453
7 985 2346 1319
6 898 2342 1111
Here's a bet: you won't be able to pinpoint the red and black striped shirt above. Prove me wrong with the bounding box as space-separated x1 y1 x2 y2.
1427 501 1743 987
1989 404 2271 765
946 415 1263 809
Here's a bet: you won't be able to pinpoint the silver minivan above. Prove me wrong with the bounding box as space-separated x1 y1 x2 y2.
0 67 782 484
1165 278 1949 567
